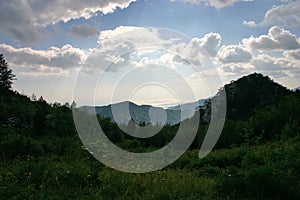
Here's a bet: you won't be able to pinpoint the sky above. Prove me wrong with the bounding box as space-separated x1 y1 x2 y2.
0 0 299 107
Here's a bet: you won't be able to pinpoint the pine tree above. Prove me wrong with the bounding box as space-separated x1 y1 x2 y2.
0 54 16 89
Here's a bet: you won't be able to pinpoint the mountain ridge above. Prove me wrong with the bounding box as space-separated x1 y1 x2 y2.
80 73 293 125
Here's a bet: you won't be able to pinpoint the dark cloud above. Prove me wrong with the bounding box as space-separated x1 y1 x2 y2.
70 24 99 38
0 0 137 42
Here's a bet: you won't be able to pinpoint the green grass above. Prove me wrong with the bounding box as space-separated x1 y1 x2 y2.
1 137 299 199
0 156 215 199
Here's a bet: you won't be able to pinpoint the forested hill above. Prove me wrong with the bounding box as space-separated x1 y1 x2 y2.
198 73 292 124
222 73 291 120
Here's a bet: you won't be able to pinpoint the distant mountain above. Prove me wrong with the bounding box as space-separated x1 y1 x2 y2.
168 99 207 111
81 101 196 125
81 73 293 125
293 86 300 91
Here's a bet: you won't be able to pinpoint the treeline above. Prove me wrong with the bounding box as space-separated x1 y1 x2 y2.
1 73 300 156
95 73 300 152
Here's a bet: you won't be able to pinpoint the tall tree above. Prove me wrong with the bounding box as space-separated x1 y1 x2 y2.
0 54 16 89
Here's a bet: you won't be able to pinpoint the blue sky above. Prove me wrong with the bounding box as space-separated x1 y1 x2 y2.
0 0 299 107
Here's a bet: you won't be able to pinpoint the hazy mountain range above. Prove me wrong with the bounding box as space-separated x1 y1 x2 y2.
80 73 296 126
293 87 300 91
80 99 207 125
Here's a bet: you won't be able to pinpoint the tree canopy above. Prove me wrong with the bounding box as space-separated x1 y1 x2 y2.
0 54 16 89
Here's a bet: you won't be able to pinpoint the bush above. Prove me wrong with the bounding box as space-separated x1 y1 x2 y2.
0 133 44 158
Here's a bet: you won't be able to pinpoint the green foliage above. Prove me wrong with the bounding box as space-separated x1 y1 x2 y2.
243 93 300 143
0 133 44 158
0 72 299 199
0 54 16 89
215 141 300 199
215 119 244 149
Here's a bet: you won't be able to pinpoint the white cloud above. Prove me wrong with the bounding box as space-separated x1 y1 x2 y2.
98 26 174 49
0 26 223 74
218 63 254 77
217 45 252 63
2 25 299 80
243 26 300 51
0 0 137 42
219 53 300 79
83 26 177 72
171 40 206 66
0 43 85 72
208 0 238 9
169 33 221 66
85 26 186 73
132 57 162 70
0 26 175 74
252 54 295 71
172 0 240 9
84 47 130 73
261 1 300 27
29 0 138 26
243 20 257 27
199 33 222 57
98 30 220 70
218 26 300 79
252 54 300 78
283 49 300 60
70 24 99 38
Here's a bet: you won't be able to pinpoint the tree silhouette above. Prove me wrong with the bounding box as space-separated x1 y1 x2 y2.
0 54 16 89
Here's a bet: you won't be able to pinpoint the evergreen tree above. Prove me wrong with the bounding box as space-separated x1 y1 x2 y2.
0 54 16 89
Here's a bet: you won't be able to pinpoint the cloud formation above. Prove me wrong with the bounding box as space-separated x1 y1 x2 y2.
199 33 222 57
242 20 257 27
0 0 137 42
252 54 295 72
243 1 300 28
172 0 239 9
0 43 85 72
84 26 178 72
217 45 252 63
98 26 173 49
0 27 222 73
283 49 300 60
219 26 300 79
28 0 137 26
219 63 254 76
70 24 99 38
219 53 299 79
170 33 221 66
243 26 300 51
1 25 299 81
208 0 238 9
0 0 47 42
261 1 300 27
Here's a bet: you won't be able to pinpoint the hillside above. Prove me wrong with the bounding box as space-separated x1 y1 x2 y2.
223 73 291 120
199 73 292 123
